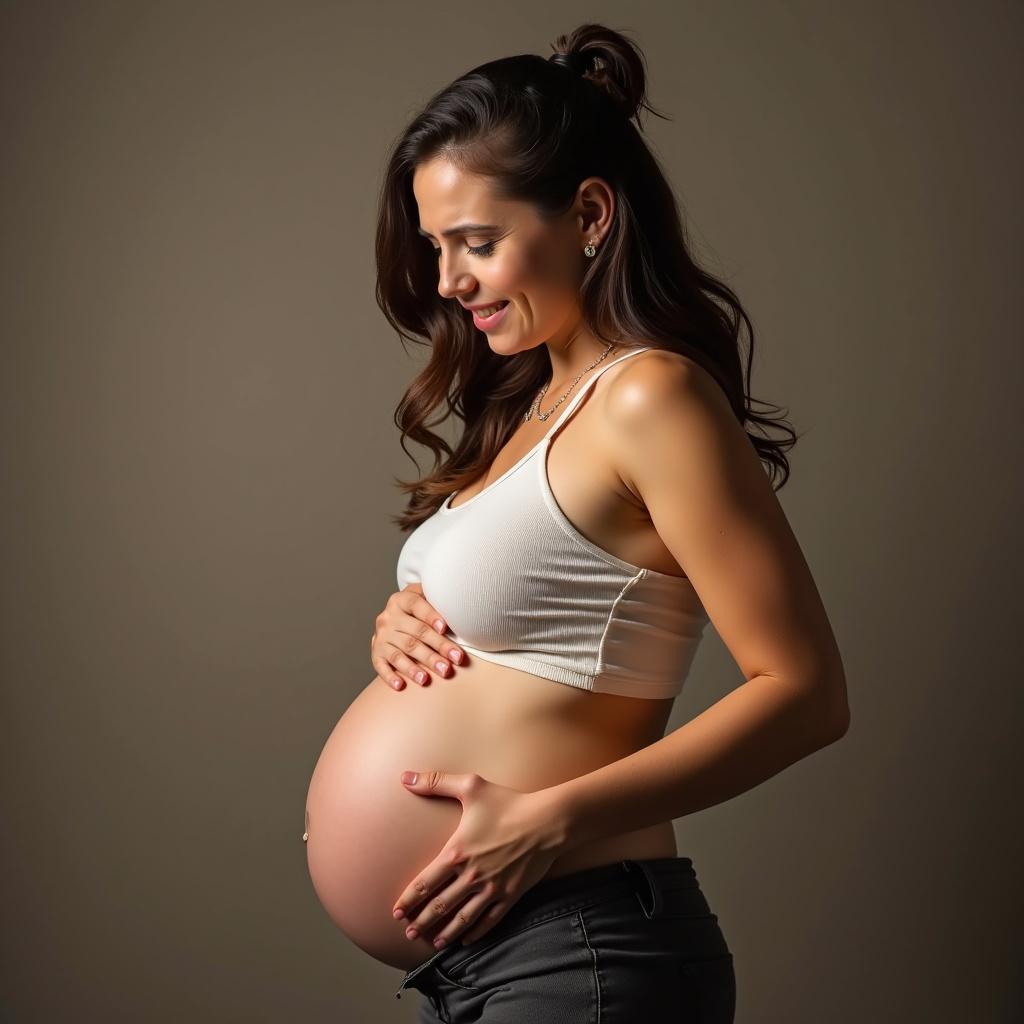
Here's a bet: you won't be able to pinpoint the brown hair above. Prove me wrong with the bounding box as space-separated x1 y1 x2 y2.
375 23 798 532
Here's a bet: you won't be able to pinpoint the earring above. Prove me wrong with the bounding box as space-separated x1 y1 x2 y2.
584 237 598 257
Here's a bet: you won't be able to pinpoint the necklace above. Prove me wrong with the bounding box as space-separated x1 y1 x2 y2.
523 342 617 423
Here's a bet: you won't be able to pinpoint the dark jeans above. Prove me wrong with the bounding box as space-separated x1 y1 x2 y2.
393 855 735 1023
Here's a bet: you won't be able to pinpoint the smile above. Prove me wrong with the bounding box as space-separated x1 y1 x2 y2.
472 301 510 331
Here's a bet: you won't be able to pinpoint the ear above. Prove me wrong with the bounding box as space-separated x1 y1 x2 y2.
574 176 615 245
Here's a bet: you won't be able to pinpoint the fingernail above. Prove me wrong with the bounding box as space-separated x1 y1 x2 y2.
435 661 448 673
393 907 405 919
433 937 446 949
434 619 445 632
450 650 462 664
415 671 426 683
405 927 418 940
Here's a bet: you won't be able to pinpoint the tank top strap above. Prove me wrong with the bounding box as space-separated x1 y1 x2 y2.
543 346 654 444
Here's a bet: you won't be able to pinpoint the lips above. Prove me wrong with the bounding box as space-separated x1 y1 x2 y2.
466 300 508 316
470 300 511 331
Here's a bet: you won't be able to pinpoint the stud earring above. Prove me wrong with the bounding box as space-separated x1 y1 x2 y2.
584 237 598 257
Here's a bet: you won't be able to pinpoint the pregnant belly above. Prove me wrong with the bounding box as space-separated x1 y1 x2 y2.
304 679 475 969
304 665 677 970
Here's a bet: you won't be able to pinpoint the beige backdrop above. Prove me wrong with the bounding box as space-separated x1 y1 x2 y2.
2 2 1020 1021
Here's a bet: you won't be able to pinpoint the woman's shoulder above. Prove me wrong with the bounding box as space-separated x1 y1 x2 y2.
604 344 729 426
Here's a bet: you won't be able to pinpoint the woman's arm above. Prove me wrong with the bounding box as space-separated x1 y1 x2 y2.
537 665 846 852
538 350 850 851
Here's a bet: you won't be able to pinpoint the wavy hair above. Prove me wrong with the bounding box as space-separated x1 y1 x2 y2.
375 23 798 532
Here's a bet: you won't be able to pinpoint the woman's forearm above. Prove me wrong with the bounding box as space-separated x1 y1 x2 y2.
539 673 849 853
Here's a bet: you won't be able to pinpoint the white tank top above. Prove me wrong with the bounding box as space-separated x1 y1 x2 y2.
396 346 709 699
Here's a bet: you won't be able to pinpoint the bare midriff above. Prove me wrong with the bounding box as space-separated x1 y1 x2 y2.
304 655 677 970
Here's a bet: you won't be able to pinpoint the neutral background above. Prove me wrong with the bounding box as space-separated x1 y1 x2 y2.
2 2 1020 1021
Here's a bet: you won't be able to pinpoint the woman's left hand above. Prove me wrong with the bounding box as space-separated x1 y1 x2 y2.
392 770 568 948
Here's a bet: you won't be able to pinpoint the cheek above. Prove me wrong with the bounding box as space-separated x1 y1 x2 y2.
506 240 577 315
486 257 526 298
522 232 576 286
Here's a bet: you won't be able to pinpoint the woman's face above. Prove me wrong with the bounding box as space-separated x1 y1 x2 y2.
412 156 609 355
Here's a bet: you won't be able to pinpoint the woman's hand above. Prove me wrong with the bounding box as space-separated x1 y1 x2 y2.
371 583 466 690
391 771 569 949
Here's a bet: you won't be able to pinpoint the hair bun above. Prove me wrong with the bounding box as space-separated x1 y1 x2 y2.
549 50 587 77
547 24 663 129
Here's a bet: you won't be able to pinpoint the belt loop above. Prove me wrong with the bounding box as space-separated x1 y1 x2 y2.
621 858 664 919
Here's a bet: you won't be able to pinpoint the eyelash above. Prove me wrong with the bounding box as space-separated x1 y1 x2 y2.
432 241 497 258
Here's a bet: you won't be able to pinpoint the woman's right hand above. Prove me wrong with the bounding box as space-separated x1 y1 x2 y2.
371 582 466 690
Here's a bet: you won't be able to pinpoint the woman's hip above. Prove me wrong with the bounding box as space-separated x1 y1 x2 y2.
396 855 735 1023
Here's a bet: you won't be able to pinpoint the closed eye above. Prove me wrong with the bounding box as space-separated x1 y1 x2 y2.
432 241 497 258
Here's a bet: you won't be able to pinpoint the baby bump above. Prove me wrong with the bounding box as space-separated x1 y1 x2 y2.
304 678 484 970
304 667 676 971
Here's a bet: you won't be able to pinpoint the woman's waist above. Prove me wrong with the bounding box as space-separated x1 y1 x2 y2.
544 821 678 880
367 650 672 736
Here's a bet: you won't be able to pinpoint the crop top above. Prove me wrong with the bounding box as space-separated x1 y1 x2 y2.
395 345 710 700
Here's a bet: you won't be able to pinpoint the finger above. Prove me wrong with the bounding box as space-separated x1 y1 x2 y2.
381 642 435 686
387 590 466 666
370 637 407 690
376 636 462 684
405 876 496 939
372 635 429 689
390 620 447 679
373 613 415 687
399 595 466 666
428 886 502 948
457 900 508 946
393 862 466 925
394 614 457 677
371 655 407 690
396 609 465 671
400 590 450 636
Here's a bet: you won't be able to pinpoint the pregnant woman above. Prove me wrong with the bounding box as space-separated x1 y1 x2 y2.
305 23 850 1023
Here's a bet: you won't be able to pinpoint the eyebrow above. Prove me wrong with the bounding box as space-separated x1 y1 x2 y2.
416 222 501 239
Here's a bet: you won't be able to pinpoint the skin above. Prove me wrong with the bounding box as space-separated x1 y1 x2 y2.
413 155 618 389
312 155 849 959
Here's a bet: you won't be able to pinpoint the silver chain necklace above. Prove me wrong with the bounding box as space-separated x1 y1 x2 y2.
523 342 617 423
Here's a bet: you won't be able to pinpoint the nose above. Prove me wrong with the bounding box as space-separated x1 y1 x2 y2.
436 252 475 302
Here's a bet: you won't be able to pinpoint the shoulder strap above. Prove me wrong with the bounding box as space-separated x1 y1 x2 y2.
543 346 653 443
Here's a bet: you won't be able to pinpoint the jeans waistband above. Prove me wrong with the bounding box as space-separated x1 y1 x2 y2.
395 855 697 998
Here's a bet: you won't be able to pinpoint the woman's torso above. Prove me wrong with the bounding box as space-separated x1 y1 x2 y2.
305 345 701 969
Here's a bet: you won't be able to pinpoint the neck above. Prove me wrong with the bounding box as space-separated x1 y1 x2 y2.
545 338 619 392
